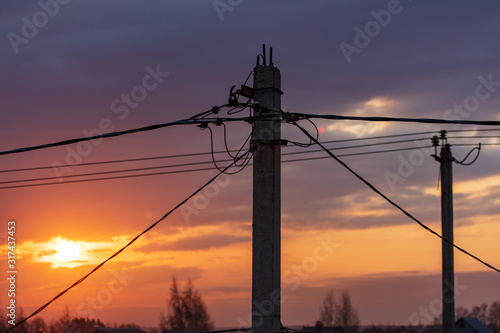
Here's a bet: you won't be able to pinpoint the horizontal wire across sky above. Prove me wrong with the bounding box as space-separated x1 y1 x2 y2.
1 120 498 189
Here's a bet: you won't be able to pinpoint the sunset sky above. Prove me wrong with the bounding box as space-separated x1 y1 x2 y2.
1 1 500 330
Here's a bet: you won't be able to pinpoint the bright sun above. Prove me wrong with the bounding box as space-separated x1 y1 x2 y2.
54 240 81 262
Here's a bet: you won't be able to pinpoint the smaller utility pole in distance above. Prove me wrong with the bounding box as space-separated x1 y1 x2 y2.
251 45 282 333
433 131 455 333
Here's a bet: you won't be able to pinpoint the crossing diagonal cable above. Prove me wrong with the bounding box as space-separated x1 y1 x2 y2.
6 145 256 332
291 121 500 274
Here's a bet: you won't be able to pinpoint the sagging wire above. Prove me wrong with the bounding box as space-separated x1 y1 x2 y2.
222 122 254 164
454 143 481 166
203 122 254 175
223 122 236 158
284 117 319 148
431 131 482 190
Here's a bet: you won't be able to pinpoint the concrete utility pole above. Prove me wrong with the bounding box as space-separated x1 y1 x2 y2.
433 131 455 333
251 46 282 333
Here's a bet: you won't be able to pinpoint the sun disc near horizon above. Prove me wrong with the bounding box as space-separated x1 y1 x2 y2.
54 240 81 262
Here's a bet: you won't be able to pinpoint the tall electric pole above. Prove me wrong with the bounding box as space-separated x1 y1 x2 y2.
433 131 455 333
251 46 282 333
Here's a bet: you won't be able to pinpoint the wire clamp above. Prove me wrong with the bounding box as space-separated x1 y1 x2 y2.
281 112 300 122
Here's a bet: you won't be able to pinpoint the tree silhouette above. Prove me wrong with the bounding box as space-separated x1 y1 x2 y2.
319 290 336 327
488 301 500 329
456 306 470 320
471 303 489 323
318 289 359 333
160 277 214 331
334 290 360 333
29 317 48 333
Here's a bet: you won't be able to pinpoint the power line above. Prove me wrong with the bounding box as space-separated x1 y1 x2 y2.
7 146 256 332
0 115 257 157
7 128 493 175
448 135 500 139
292 120 500 274
0 145 434 190
0 160 232 185
319 131 436 143
284 146 434 163
0 134 433 182
0 167 217 190
3 131 499 190
0 135 432 174
453 143 500 146
0 151 227 174
3 137 499 190
286 112 500 126
444 128 500 133
0 130 433 186
282 137 430 158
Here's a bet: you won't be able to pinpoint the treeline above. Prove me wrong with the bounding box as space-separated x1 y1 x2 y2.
0 307 141 333
1 277 213 333
360 301 500 333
